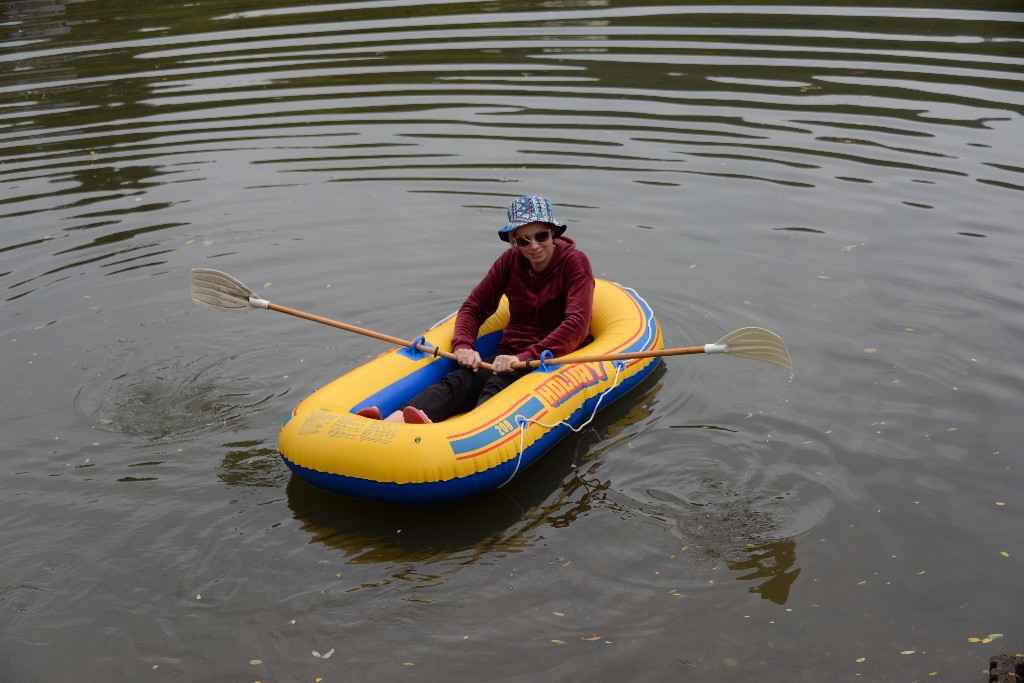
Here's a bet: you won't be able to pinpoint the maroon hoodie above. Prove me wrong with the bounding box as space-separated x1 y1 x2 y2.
452 236 594 362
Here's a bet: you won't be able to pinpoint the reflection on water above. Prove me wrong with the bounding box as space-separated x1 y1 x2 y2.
728 540 800 605
287 477 541 563
283 361 805 605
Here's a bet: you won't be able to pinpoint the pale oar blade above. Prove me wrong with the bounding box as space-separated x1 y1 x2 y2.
190 268 257 312
715 327 792 371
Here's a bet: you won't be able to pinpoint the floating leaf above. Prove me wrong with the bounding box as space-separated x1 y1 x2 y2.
582 636 602 641
249 659 262 665
551 639 566 645
1000 551 1009 558
901 650 915 655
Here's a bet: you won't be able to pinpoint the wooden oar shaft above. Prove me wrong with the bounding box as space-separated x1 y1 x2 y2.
265 302 498 371
192 269 790 372
269 303 690 372
192 269 784 373
268 302 415 348
516 345 704 369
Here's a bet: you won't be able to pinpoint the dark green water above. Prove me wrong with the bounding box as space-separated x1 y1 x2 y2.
2 1 1022 680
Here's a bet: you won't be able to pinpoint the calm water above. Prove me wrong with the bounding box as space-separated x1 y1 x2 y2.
2 1 1022 680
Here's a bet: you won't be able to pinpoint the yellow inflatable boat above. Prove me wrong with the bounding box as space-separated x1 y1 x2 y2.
276 279 663 503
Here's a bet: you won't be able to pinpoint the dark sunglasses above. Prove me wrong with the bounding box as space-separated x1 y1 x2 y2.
511 230 551 249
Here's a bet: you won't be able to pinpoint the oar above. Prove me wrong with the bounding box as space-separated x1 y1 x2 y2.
514 327 792 372
191 268 791 372
189 268 493 368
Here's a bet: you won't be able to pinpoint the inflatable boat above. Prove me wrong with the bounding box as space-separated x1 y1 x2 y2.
276 279 663 503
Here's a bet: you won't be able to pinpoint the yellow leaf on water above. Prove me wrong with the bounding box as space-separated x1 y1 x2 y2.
1001 551 1010 558
551 640 566 646
582 636 602 641
901 650 915 655
249 659 262 665
864 348 878 354
969 638 981 643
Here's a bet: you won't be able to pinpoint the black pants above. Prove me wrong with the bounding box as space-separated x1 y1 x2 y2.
404 355 527 423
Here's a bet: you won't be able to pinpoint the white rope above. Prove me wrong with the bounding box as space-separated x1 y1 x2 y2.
497 284 656 487
499 360 626 488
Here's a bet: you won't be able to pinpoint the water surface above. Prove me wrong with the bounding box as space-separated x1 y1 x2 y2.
2 1 1023 681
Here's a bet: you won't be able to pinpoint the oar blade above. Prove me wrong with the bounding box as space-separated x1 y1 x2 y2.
190 268 257 312
716 327 793 371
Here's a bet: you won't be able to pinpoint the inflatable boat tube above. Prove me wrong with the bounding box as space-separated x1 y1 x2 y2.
277 279 662 504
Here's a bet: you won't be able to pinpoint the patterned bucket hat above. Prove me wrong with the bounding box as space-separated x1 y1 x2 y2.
498 196 567 242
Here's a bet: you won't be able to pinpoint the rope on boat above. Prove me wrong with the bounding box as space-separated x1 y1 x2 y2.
498 284 656 488
499 360 627 488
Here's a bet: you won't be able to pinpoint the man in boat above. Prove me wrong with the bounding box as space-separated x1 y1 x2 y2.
361 195 595 424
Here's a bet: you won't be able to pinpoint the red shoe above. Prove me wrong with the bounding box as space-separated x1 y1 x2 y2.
355 406 382 420
402 406 432 424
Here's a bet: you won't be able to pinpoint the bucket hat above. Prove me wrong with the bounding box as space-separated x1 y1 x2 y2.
498 196 567 242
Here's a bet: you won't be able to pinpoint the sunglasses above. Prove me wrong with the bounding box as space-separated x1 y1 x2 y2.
511 230 551 249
